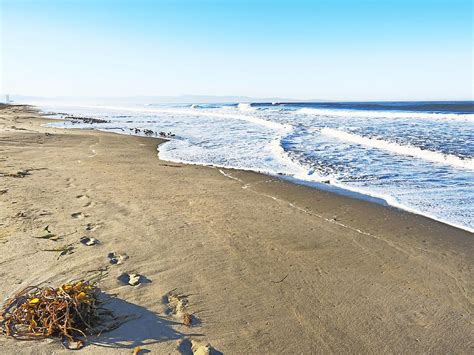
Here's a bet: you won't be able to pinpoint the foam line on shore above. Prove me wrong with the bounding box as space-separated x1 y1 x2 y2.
218 166 474 234
284 174 474 234
216 169 428 255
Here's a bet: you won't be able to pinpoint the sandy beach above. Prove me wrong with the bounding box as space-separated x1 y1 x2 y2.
0 104 472 354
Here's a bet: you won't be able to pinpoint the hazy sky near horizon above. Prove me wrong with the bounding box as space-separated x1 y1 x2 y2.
1 0 473 101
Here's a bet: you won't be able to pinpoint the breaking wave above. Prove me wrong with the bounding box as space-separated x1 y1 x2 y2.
299 108 474 122
320 127 474 170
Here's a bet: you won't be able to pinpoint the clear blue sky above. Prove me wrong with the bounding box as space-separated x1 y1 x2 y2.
1 0 472 100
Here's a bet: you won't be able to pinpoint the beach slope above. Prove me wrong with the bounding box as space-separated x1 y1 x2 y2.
0 105 472 353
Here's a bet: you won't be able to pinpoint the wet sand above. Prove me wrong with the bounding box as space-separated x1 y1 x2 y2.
0 104 472 354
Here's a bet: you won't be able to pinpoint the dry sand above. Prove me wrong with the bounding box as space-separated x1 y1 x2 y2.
0 104 472 354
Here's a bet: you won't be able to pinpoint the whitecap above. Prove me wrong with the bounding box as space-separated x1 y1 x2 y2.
320 127 474 170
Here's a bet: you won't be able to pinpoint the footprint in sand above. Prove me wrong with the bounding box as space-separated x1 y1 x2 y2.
165 291 199 327
71 212 86 219
76 194 95 208
177 339 221 355
80 236 100 246
88 143 98 158
117 272 151 286
85 222 102 231
83 201 95 208
66 178 76 188
108 252 129 265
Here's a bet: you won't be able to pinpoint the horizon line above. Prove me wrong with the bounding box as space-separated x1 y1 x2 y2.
4 94 474 104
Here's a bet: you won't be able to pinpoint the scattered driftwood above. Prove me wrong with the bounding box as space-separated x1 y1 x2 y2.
0 281 122 349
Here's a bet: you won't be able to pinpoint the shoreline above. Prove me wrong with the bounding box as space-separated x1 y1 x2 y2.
44 106 473 234
1 104 473 353
158 151 474 234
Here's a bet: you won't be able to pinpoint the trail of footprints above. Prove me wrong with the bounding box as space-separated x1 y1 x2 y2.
65 178 218 354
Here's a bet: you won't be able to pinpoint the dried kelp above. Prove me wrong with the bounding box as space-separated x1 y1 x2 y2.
0 281 119 349
182 313 193 327
41 244 75 259
35 226 61 241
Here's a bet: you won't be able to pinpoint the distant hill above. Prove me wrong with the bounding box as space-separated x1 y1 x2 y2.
9 94 318 104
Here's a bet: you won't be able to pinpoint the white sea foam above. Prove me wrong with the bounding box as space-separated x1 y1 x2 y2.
237 103 256 111
320 127 474 170
268 138 311 178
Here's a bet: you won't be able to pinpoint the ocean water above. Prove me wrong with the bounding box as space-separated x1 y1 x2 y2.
35 100 474 233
